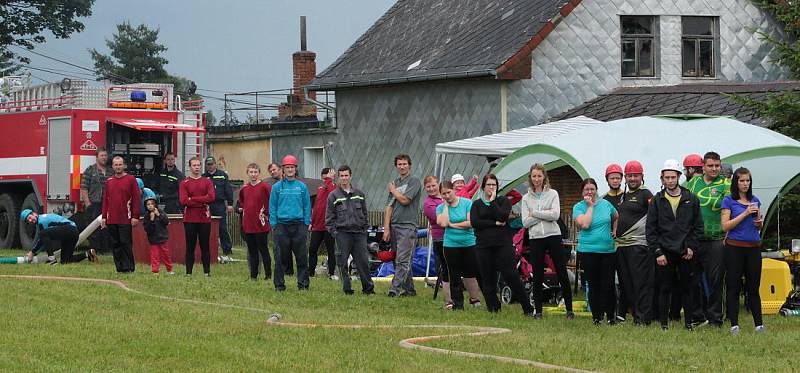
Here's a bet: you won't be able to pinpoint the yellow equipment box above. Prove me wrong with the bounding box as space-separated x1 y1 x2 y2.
760 258 792 315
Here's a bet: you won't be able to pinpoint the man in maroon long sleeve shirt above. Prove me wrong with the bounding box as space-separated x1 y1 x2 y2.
179 157 215 276
309 167 336 278
101 156 141 273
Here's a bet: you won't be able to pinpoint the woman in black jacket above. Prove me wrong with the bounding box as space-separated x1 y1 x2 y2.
471 174 534 316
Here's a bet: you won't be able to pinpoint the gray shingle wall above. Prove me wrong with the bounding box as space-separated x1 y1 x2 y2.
319 80 502 210
506 0 790 129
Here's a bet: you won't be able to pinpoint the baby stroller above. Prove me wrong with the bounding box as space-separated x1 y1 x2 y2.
348 226 390 277
499 228 563 305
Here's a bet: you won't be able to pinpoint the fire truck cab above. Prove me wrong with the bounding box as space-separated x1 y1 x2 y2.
0 80 205 249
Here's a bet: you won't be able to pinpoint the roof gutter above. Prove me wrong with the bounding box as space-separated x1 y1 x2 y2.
306 68 497 91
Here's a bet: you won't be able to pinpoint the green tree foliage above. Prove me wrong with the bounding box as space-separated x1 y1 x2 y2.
736 0 800 247
90 22 197 98
0 0 94 63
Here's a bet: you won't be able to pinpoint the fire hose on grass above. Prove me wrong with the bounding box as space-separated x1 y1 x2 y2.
0 274 596 372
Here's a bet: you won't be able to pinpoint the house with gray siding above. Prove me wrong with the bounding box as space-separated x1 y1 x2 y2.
271 0 790 211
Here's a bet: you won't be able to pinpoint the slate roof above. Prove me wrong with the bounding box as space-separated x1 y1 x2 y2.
309 0 572 90
553 82 800 127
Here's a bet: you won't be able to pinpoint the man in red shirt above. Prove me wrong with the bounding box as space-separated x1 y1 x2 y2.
309 167 337 279
179 157 216 276
238 163 272 280
101 156 141 273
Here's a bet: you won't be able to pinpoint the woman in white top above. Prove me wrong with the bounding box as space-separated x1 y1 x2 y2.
521 163 574 319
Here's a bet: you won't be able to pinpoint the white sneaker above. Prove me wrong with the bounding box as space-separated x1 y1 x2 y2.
755 325 766 333
329 275 339 281
167 271 175 275
730 325 740 335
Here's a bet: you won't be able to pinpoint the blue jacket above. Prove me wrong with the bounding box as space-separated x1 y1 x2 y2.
31 214 76 255
269 178 311 226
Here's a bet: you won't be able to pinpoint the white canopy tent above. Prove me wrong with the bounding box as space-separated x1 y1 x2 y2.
434 115 800 226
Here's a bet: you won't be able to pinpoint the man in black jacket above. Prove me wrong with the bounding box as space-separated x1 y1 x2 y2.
158 152 185 214
646 159 704 331
203 156 235 261
325 165 374 295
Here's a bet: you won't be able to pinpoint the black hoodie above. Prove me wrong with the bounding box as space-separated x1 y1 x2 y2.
143 210 170 244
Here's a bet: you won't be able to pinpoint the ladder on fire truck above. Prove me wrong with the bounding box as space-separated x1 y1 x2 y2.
177 96 205 173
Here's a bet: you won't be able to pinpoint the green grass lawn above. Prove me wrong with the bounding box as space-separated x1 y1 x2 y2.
0 248 796 372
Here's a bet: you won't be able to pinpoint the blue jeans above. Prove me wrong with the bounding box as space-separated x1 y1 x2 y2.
273 222 309 290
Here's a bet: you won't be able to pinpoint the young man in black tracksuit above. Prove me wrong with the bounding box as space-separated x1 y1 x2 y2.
325 165 375 295
646 160 704 331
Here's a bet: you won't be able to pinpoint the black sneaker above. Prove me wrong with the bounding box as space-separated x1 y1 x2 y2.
387 291 398 297
615 315 626 324
399 291 417 297
685 324 694 331
362 289 375 295
566 311 575 320
592 318 601 326
533 313 543 320
691 320 709 330
661 324 669 331
344 290 354 295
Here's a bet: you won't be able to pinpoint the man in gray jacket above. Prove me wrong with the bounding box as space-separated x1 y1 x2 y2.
326 165 375 295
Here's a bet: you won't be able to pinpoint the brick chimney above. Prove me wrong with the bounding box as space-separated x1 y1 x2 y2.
293 51 316 101
278 16 317 120
293 15 316 102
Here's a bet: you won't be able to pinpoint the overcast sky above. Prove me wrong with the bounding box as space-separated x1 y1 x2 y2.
18 0 395 117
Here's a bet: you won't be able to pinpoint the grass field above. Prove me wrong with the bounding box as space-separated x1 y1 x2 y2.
0 248 797 372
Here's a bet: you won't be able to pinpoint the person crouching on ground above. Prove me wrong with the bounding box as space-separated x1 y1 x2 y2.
436 181 482 310
143 196 173 275
325 165 375 295
21 209 97 264
239 163 273 281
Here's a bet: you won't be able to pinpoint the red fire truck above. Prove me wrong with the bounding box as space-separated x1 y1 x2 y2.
0 80 205 249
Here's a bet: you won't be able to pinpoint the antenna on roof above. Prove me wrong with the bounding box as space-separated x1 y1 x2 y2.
300 16 307 51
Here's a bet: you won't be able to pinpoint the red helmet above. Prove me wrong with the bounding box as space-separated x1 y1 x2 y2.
624 160 644 175
377 250 396 263
281 155 299 167
683 153 703 168
605 163 623 179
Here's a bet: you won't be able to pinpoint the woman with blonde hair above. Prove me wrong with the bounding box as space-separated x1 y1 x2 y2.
521 164 574 319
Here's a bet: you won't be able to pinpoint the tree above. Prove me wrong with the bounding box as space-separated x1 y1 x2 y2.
90 22 169 83
90 22 198 99
0 1 94 63
733 1 800 247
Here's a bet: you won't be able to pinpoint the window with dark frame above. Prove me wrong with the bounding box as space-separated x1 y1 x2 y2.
620 16 656 78
682 16 717 78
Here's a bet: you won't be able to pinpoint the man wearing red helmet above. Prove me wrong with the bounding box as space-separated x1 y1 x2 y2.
613 160 655 326
682 154 704 182
269 154 312 291
602 163 624 322
684 151 730 328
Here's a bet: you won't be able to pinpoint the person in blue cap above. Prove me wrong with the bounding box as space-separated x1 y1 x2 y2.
21 209 97 264
137 178 158 215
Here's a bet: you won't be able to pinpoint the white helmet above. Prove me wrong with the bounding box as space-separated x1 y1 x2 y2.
661 159 683 174
451 173 465 183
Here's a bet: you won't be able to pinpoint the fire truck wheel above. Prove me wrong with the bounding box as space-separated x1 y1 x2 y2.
0 194 20 249
18 193 39 250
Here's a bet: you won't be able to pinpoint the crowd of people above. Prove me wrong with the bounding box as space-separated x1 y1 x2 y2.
22 148 766 334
